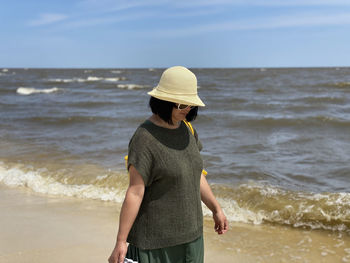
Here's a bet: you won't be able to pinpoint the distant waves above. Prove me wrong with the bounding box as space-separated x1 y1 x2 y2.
16 87 60 95
45 76 127 83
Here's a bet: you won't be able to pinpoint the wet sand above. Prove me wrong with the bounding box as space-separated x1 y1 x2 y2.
1 185 349 263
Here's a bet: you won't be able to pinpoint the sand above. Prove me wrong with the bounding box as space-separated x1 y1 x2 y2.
1 185 349 263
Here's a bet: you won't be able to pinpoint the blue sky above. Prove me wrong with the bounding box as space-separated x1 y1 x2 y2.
1 0 350 68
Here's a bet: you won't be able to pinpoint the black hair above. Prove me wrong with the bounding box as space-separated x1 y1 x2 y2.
149 96 198 125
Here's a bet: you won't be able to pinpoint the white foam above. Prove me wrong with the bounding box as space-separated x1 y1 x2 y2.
104 77 121 82
16 87 60 95
47 78 76 83
0 165 125 203
202 197 267 225
267 132 298 145
47 77 92 83
86 76 103 81
111 70 122 74
1 161 348 233
117 84 145 90
207 183 350 232
96 174 109 181
74 78 87 82
2 68 8 72
47 76 126 83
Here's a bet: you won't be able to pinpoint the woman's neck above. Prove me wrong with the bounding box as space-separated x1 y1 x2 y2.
149 114 180 129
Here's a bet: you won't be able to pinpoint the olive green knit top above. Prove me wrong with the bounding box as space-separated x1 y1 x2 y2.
126 120 204 250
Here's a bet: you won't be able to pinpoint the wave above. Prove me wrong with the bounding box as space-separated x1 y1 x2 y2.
0 70 16 76
0 163 127 202
104 77 126 82
45 76 126 84
0 161 349 233
116 84 148 90
46 78 82 83
206 183 350 233
16 87 60 95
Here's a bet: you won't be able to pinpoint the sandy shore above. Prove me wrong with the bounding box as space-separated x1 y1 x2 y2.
1 185 349 263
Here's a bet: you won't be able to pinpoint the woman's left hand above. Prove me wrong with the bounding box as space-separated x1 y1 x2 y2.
213 210 228 235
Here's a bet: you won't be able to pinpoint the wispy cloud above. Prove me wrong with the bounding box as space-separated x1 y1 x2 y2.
26 0 350 31
173 0 350 7
26 0 164 30
76 0 350 15
141 11 350 38
56 11 157 29
78 0 350 9
28 13 68 26
77 0 167 13
253 0 350 6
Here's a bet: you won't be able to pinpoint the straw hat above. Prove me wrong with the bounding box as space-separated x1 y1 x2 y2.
148 66 205 107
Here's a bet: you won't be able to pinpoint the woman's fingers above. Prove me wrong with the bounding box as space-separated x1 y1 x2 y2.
108 241 127 263
213 211 228 235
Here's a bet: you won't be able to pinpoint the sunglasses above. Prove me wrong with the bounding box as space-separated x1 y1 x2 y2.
175 104 195 110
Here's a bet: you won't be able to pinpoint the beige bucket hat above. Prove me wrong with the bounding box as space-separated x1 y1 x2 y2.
148 66 205 107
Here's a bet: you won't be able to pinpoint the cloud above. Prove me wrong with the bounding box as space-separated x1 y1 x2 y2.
76 0 350 14
54 11 157 30
141 11 350 38
26 1 350 31
253 0 350 6
77 0 167 13
173 0 350 7
28 13 68 26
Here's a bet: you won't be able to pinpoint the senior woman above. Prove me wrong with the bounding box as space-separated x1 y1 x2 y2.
108 66 228 263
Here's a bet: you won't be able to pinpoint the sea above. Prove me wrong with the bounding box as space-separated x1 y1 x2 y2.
0 67 349 236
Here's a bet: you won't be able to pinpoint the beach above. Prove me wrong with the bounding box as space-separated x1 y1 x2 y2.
1 67 350 262
1 184 349 263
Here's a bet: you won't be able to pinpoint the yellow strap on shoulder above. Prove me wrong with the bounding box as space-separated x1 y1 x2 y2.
183 120 207 176
183 120 194 135
124 120 207 176
124 155 128 170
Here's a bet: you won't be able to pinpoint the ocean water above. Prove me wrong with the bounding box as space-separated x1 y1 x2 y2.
0 67 350 235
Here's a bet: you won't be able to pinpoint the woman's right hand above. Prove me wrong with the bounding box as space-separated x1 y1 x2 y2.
109 165 145 263
108 241 127 263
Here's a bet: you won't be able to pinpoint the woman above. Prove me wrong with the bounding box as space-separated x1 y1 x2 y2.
109 66 228 263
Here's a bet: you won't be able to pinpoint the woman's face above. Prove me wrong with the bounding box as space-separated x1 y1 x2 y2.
171 105 192 123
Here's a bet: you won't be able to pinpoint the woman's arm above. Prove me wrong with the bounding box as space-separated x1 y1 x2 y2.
108 165 145 263
200 173 228 235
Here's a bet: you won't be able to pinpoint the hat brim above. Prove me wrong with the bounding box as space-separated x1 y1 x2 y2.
148 87 205 107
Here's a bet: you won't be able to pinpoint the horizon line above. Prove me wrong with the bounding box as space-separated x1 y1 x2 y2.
2 66 350 70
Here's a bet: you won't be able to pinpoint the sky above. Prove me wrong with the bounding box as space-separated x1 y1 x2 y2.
1 0 350 68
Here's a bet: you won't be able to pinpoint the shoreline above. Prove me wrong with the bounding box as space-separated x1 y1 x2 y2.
1 185 349 263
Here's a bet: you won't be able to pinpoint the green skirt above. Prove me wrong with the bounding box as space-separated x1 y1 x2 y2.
125 236 204 263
